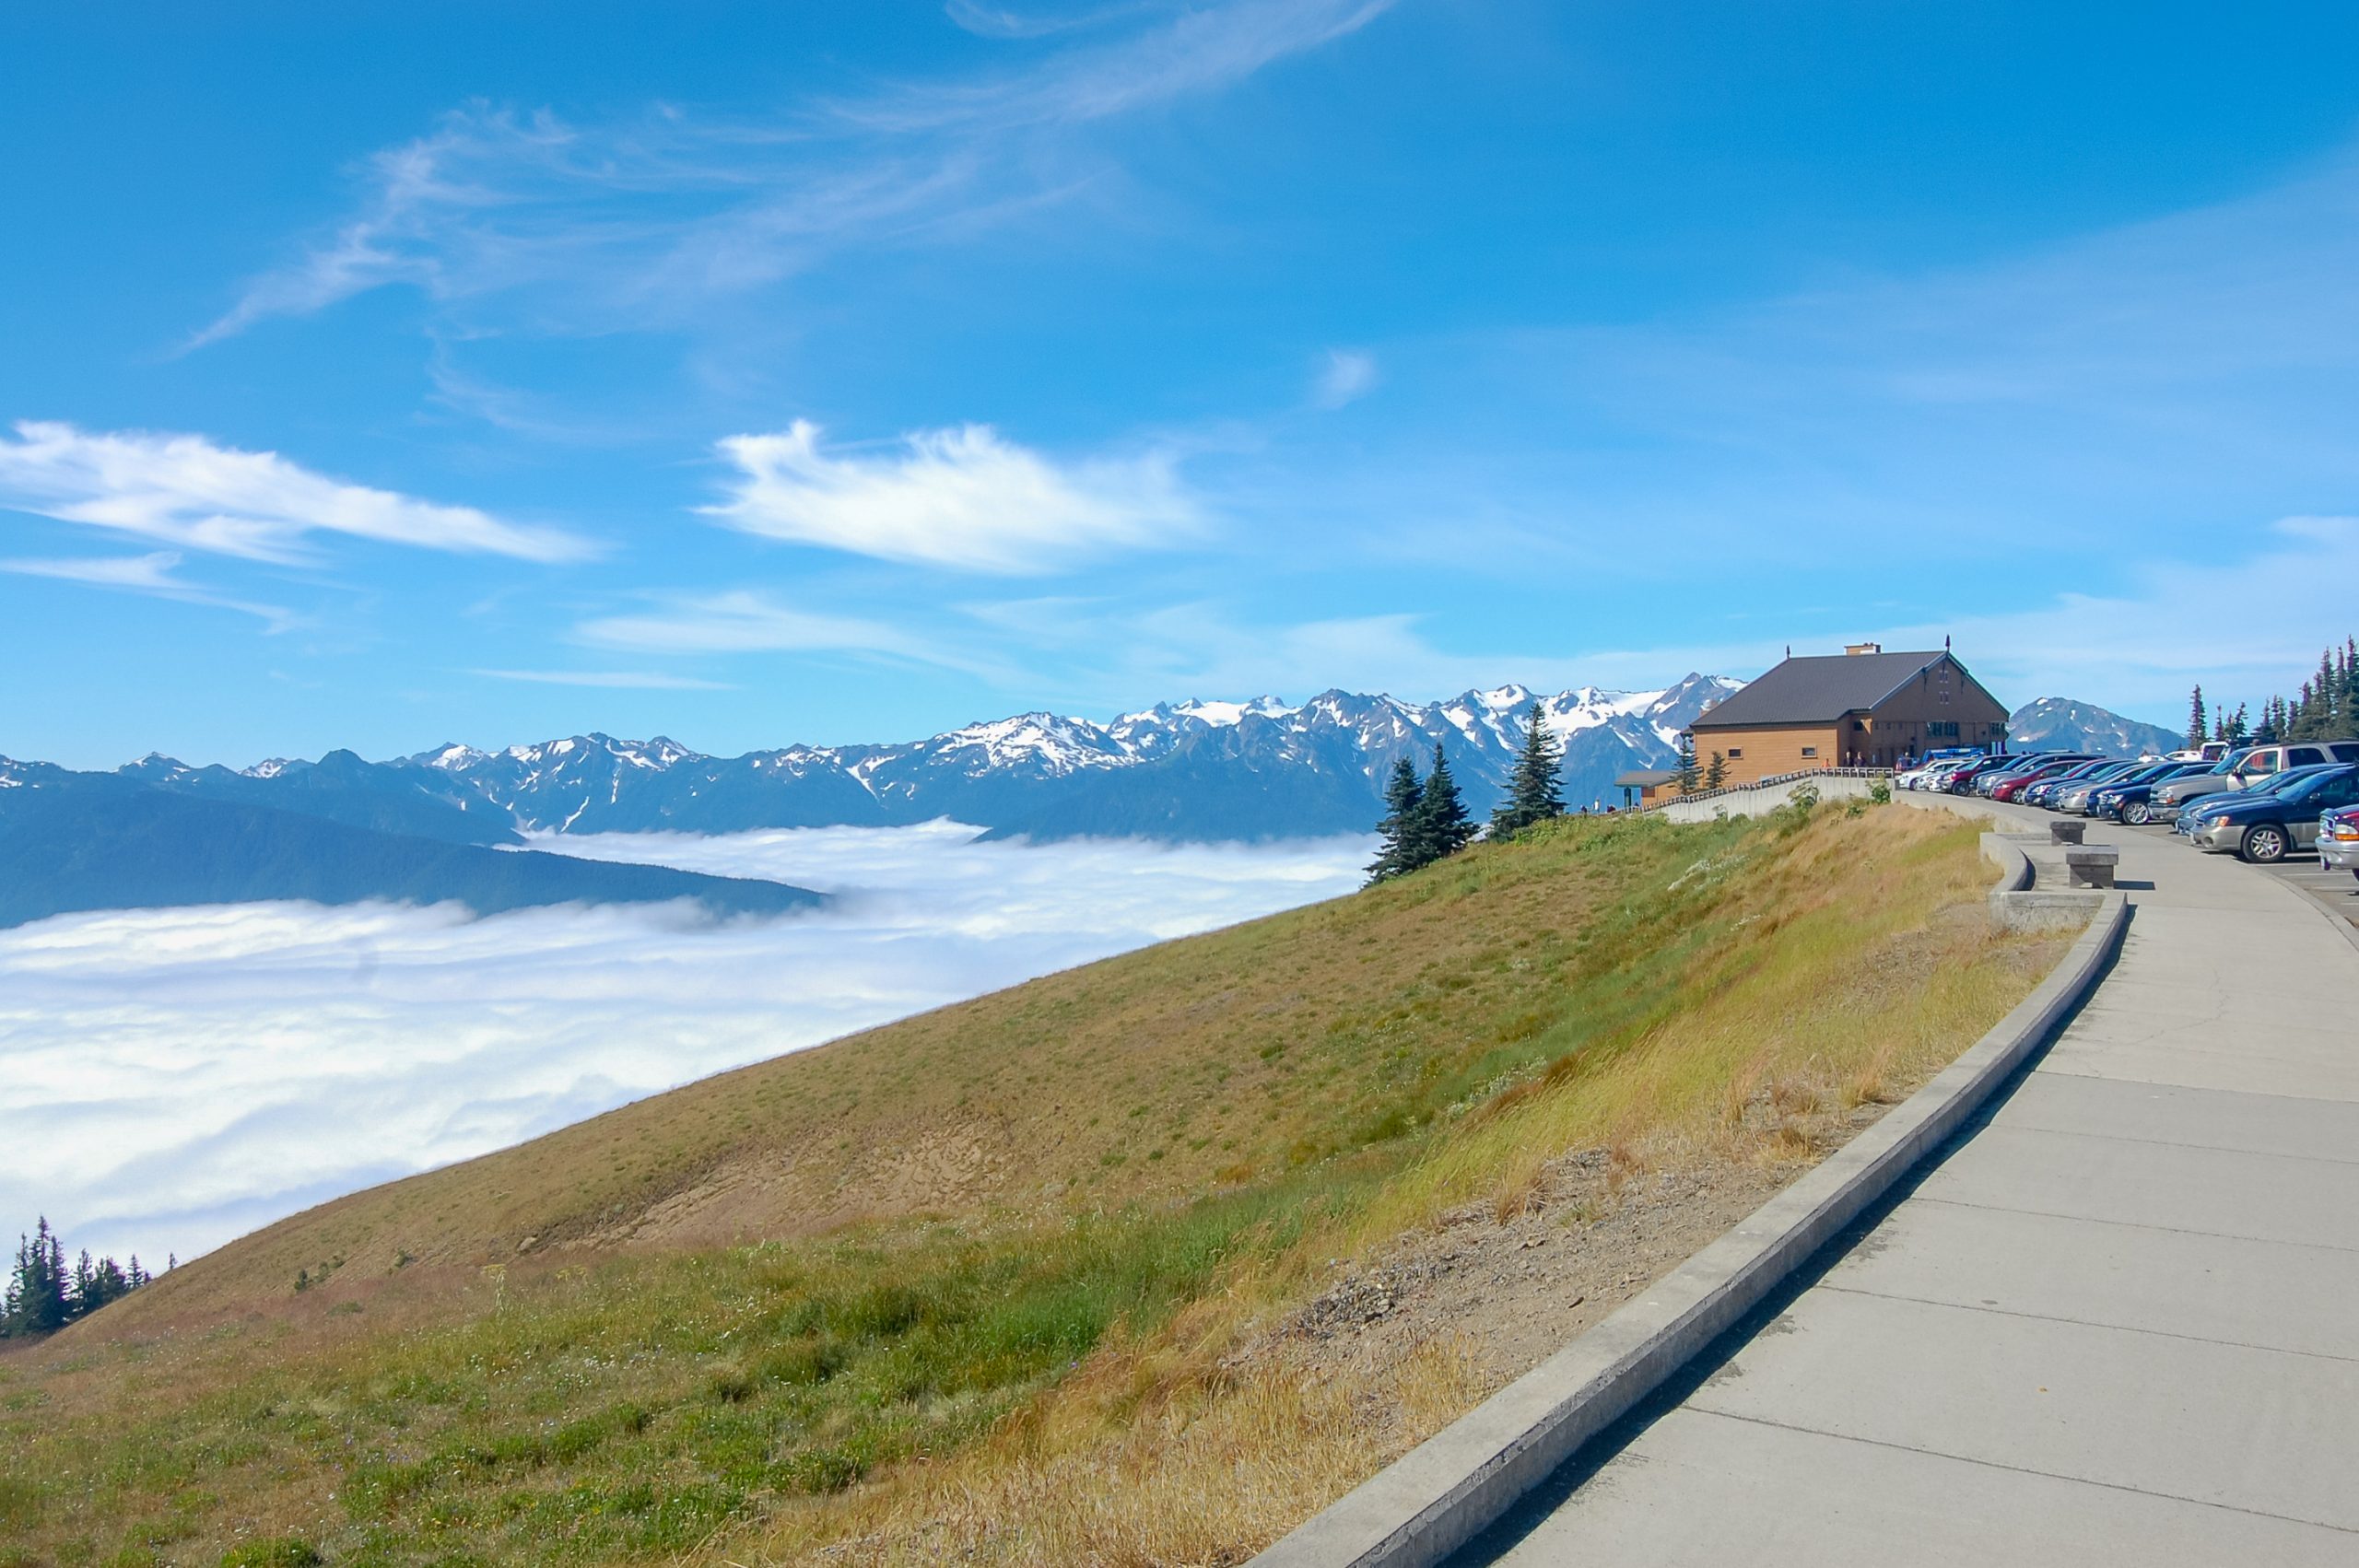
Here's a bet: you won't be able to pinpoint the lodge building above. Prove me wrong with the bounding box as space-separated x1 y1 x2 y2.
1685 644 2008 788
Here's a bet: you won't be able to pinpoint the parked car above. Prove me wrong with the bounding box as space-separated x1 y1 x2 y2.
2154 747 2268 815
2053 762 2148 813
1944 755 2025 794
2023 766 2106 809
1990 757 2105 803
2224 741 2359 790
2319 804 2359 883
2170 764 2337 837
2093 762 2210 824
2187 765 2359 862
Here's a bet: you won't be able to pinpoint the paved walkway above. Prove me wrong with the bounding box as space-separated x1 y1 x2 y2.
1456 801 2359 1566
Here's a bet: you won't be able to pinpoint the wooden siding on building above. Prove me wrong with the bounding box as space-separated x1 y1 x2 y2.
1687 724 1841 787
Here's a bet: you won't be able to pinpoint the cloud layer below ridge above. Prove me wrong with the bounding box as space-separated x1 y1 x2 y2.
0 824 1368 1265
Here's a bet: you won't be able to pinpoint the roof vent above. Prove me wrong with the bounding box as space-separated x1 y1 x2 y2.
1845 641 1882 656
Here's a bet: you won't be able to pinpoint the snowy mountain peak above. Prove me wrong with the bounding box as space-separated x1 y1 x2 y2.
927 712 1128 776
243 758 297 779
119 753 194 781
1167 696 1297 727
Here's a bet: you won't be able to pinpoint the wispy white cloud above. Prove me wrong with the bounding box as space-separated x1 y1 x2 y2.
1312 347 1379 409
944 0 1169 41
0 549 299 630
194 0 1396 346
469 668 737 691
0 825 1368 1263
576 588 951 663
0 421 593 565
704 419 1196 572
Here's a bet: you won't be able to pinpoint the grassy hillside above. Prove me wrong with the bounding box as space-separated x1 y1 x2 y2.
0 800 2064 1566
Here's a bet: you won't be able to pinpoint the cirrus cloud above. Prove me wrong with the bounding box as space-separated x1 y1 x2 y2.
703 419 1198 572
0 420 593 566
0 549 299 630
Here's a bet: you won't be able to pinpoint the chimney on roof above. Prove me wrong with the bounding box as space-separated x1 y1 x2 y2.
1846 641 1882 656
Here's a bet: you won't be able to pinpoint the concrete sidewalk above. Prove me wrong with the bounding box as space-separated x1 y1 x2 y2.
1454 801 2359 1566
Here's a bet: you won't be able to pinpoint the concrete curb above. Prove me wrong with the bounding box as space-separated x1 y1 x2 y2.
1249 889 2130 1568
1980 831 2106 932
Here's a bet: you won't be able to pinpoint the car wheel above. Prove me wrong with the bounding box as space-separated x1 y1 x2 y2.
2125 801 2152 825
2242 824 2290 863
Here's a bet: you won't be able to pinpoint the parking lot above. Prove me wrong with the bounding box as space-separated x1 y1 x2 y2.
2114 820 2359 933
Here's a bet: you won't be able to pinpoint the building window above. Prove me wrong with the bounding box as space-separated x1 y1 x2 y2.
1728 748 1743 759
1852 720 1867 731
1801 746 1817 758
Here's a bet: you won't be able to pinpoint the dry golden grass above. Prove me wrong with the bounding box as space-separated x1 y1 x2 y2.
719 801 2063 1566
0 800 2064 1568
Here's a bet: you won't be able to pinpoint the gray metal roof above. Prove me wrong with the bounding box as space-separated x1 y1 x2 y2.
1689 650 1966 728
1614 768 1678 787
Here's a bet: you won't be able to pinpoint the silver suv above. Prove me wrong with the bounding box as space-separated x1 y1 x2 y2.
2153 742 2359 814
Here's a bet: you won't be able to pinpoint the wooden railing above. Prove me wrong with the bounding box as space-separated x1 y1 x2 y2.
1645 766 1892 813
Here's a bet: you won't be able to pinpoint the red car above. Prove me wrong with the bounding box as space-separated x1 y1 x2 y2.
1991 762 2083 803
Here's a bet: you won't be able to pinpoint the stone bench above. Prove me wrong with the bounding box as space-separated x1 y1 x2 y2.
2064 845 2119 889
2050 820 2086 845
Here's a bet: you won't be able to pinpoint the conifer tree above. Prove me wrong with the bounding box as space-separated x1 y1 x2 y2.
2186 685 2207 751
1365 755 1426 885
1705 751 1729 790
1488 706 1565 839
3 1220 70 1339
1672 731 1700 794
1413 742 1476 863
1 1220 154 1337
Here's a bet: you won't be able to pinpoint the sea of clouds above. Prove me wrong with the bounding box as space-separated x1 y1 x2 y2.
0 823 1370 1266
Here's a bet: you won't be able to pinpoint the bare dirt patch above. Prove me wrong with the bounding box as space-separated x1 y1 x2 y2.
1236 1087 1914 1446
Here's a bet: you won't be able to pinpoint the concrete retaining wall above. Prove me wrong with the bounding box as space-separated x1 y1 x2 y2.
1652 773 1885 824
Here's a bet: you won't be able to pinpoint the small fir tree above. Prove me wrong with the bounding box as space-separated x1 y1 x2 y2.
1412 742 1476 863
1489 706 1565 838
2186 685 2207 751
1672 731 1701 795
1705 750 1729 790
1365 755 1426 885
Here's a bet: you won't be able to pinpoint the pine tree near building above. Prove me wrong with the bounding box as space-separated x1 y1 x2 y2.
1705 751 1729 790
1414 743 1476 863
1365 755 1426 885
1488 706 1565 839
1672 731 1701 795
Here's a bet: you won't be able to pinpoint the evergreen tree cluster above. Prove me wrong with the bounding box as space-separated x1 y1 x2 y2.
2194 637 2359 748
1367 742 1479 883
2 1218 156 1339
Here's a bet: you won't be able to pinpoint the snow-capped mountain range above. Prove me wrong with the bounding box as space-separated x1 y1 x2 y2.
4 674 1742 847
393 674 1741 841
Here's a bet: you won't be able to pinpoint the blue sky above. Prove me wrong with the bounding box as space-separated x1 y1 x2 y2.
7 0 2359 768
